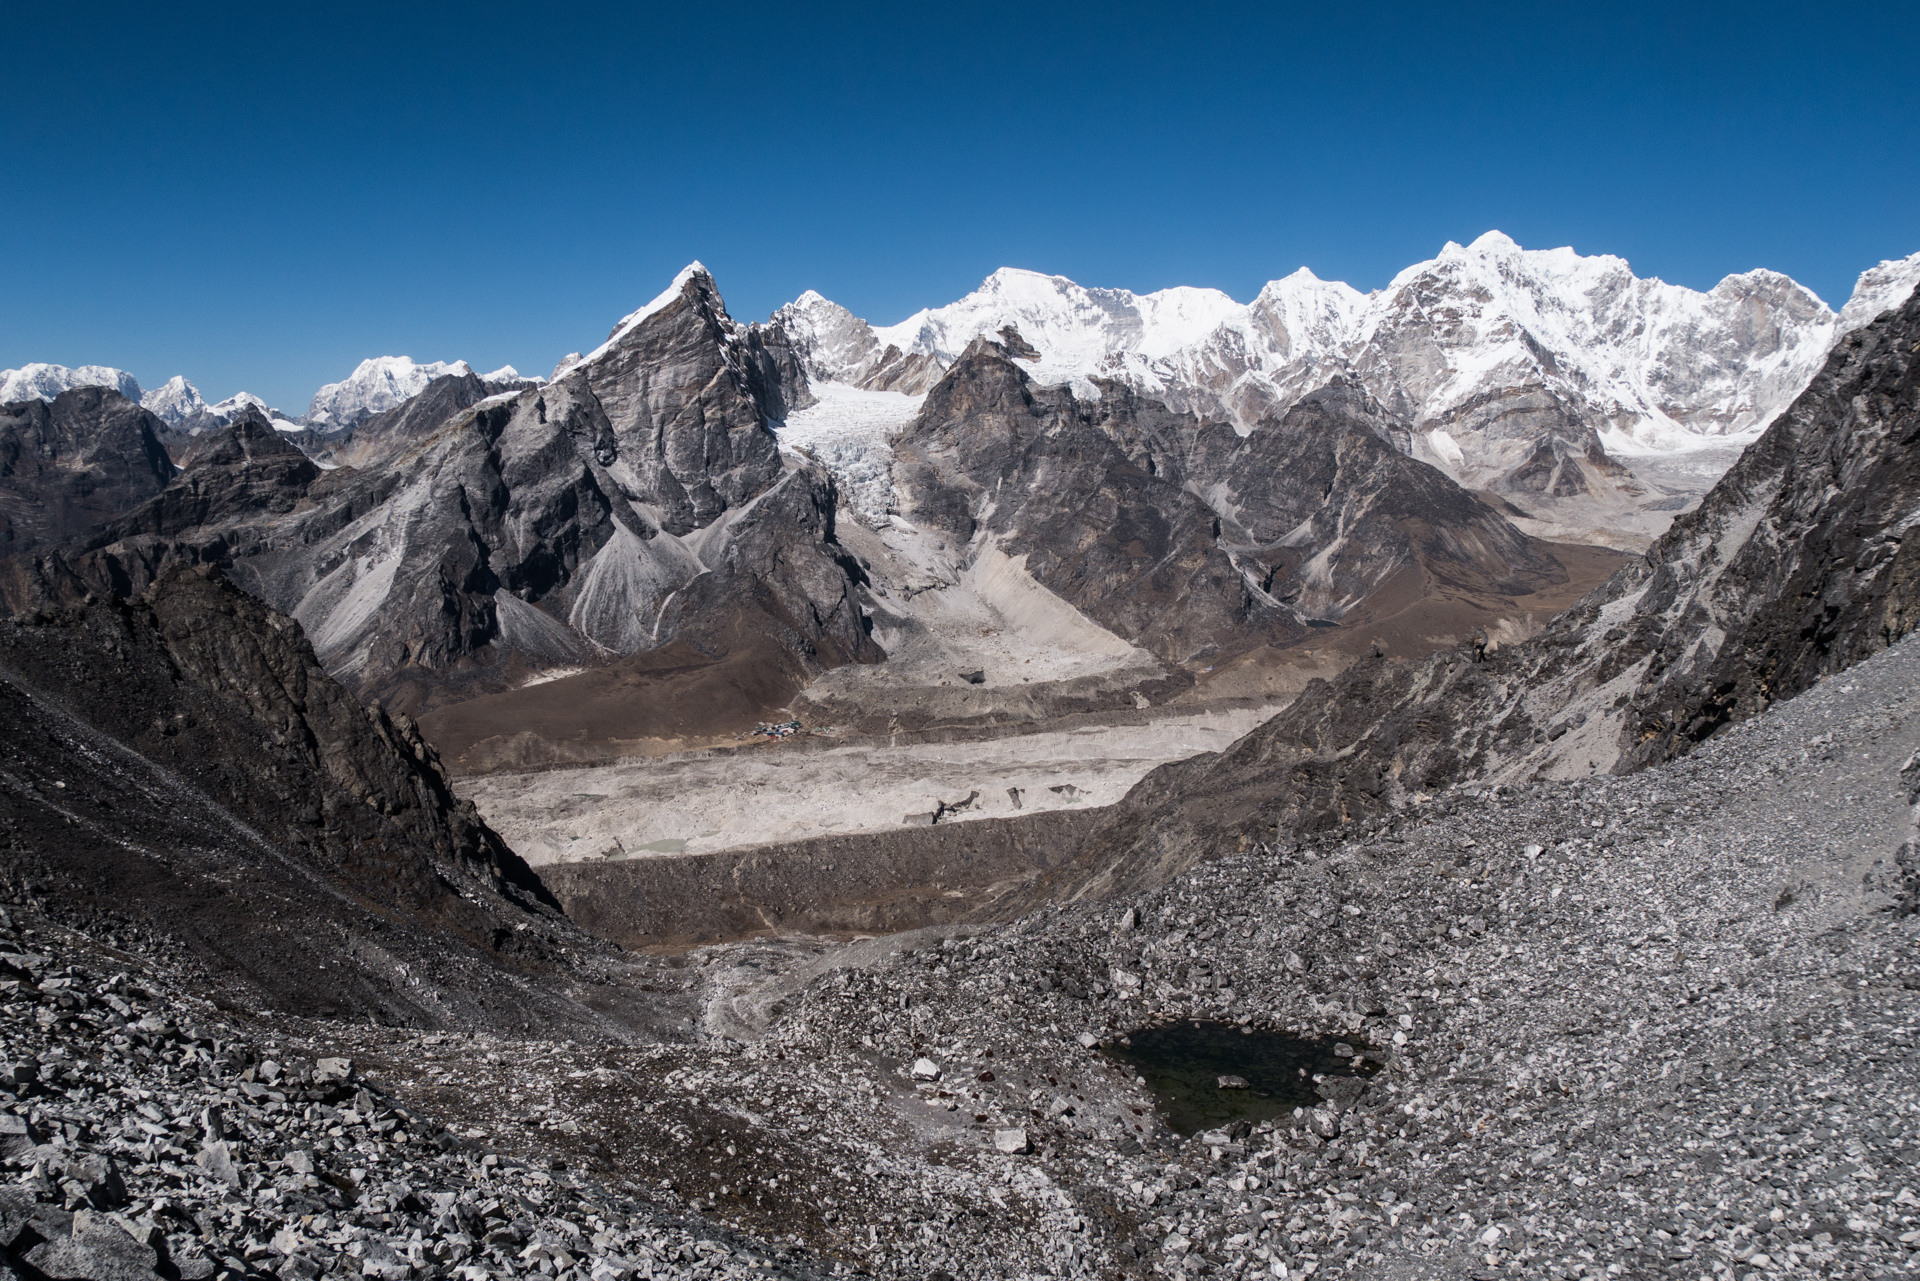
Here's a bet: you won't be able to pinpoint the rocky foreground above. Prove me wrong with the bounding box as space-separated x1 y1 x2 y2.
7 638 1920 1281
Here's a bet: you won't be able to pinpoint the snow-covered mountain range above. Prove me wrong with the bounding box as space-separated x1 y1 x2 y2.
7 233 1916 547
787 234 1919 442
777 233 1920 543
0 363 143 405
3 357 539 438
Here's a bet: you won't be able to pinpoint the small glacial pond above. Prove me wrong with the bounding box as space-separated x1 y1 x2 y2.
1102 1020 1377 1135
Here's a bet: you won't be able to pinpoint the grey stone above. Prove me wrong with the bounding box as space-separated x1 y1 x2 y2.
23 1217 160 1281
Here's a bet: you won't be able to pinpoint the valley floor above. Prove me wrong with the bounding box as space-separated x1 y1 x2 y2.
466 703 1280 866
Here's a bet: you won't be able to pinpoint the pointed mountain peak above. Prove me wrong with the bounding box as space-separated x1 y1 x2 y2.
141 375 209 427
575 263 728 374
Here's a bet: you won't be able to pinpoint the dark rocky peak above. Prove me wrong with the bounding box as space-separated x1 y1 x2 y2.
1054 280 1920 899
3 265 866 719
997 324 1042 360
0 388 174 555
0 564 619 1030
570 264 813 535
323 369 495 470
1203 380 1565 611
897 340 1567 674
88 416 321 546
895 339 1301 664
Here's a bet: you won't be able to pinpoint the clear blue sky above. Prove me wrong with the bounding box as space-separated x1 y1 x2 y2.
4 1 1916 411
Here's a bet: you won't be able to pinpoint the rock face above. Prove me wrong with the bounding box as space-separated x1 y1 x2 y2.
1055 277 1920 898
0 388 175 556
0 565 618 1029
1090 375 1570 624
891 338 1568 666
891 339 1293 664
1 266 871 710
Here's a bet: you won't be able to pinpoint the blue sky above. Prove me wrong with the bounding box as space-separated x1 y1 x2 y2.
4 1 1916 410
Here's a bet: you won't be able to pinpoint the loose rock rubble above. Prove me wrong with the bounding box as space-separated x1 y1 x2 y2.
0 903 823 1281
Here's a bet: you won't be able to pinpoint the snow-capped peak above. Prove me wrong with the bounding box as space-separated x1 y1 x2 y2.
866 267 1244 382
551 263 715 381
140 375 208 427
1837 250 1920 335
479 365 541 386
304 356 476 428
210 391 271 418
0 363 142 406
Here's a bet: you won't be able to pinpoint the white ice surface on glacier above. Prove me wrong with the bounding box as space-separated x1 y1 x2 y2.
774 382 924 526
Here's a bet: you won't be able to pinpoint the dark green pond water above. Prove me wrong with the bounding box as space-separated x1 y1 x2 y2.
1101 1020 1377 1135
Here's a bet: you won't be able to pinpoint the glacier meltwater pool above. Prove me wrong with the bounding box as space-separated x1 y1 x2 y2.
1101 1020 1379 1135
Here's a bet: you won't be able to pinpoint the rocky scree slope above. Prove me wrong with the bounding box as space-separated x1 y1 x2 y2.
0 564 643 1034
0 896 824 1281
728 638 1920 1278
1051 280 1920 900
0 268 874 712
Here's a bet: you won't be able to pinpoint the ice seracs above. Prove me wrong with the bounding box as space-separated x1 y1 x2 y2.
0 362 141 404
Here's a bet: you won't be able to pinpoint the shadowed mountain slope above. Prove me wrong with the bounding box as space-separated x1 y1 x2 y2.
893 339 1574 668
0 566 647 1034
0 387 175 556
